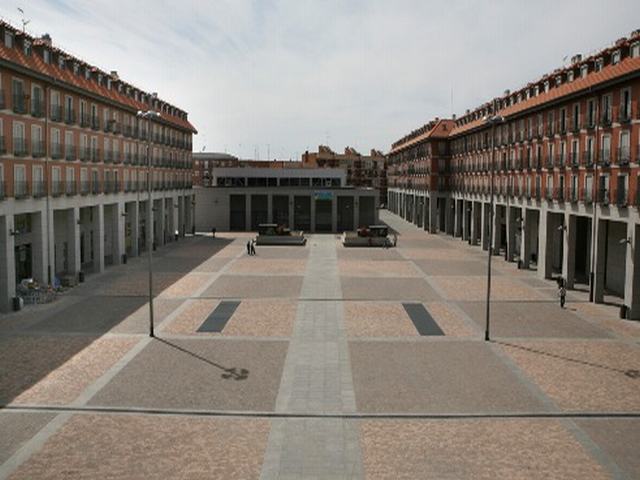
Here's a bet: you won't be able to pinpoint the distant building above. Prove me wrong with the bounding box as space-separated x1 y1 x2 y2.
193 152 239 186
302 146 387 204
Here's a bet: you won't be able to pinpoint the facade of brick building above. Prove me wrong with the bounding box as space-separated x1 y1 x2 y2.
0 22 196 311
387 32 640 318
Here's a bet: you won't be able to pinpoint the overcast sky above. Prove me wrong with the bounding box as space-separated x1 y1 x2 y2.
1 1 639 159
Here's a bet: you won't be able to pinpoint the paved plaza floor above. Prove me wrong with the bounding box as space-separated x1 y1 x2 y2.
1 210 639 479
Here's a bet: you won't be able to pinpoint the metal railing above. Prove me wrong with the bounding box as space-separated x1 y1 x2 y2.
12 94 27 114
65 146 76 161
14 181 29 199
13 138 28 156
51 143 63 159
31 140 45 158
50 105 63 122
32 181 46 198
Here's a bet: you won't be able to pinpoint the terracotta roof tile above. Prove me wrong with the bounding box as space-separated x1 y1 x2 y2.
0 34 197 134
450 56 640 137
390 119 455 154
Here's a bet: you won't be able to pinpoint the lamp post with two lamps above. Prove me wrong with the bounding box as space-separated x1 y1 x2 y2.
137 109 161 338
483 112 505 342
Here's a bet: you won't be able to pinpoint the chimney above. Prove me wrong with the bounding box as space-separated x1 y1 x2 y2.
503 89 510 97
110 70 119 80
452 113 456 120
571 54 582 64
40 33 52 46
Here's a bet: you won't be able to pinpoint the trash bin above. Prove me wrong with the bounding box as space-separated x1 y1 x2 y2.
620 305 628 319
211 227 216 238
78 271 85 283
12 296 22 312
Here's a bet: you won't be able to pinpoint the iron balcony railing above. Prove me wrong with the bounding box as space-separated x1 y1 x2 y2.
32 181 46 198
618 147 630 166
0 135 5 154
65 181 77 196
80 181 90 195
14 181 29 199
91 116 100 130
90 148 101 163
52 181 64 197
31 100 45 118
31 140 45 158
598 188 610 205
65 109 76 125
617 189 628 207
65 145 76 161
80 113 91 127
13 137 28 156
50 105 63 122
51 143 63 159
12 94 27 114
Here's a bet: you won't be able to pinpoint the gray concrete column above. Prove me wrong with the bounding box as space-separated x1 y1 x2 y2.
492 205 502 256
113 202 125 264
593 219 606 303
157 199 165 247
267 194 273 224
354 196 360 230
93 204 105 273
130 202 139 257
506 206 517 262
624 222 640 319
288 195 294 230
146 199 154 252
177 196 184 237
245 194 252 231
537 210 553 280
462 201 470 241
0 215 16 312
562 213 576 289
446 198 455 235
470 202 478 245
310 195 316 233
520 208 531 269
32 210 51 284
428 195 438 233
66 207 81 277
331 195 338 232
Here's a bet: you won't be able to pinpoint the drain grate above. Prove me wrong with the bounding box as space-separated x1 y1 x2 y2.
197 301 241 332
402 303 445 336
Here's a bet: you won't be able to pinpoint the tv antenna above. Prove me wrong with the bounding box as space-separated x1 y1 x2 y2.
18 8 30 33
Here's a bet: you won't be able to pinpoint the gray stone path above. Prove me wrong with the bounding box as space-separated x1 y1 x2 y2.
260 235 362 479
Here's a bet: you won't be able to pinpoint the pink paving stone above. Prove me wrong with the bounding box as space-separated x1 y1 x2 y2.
9 414 270 480
192 256 232 273
430 276 545 301
338 260 421 278
398 247 478 260
5 337 138 405
161 299 219 335
158 273 211 299
424 301 477 337
359 419 609 480
572 302 640 339
499 340 640 412
227 258 307 275
223 299 297 336
344 302 418 337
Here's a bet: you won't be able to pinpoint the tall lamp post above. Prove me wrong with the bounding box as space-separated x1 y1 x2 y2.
137 110 161 337
483 113 505 341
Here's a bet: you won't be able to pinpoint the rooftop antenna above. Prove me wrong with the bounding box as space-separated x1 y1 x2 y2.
18 7 30 33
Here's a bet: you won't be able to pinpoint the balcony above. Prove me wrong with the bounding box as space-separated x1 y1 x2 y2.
123 125 133 137
31 100 45 118
91 182 101 195
618 147 630 166
570 188 579 203
50 105 63 122
51 143 63 160
601 112 612 127
52 181 64 197
104 180 118 194
91 116 100 130
80 181 90 195
65 109 76 125
619 107 632 124
13 138 28 157
554 187 565 202
32 181 46 198
556 153 565 168
600 150 611 167
79 147 90 162
80 113 91 128
104 150 113 164
12 94 27 114
0 136 5 155
90 148 101 163
598 188 610 205
14 181 29 199
65 146 76 161
584 151 594 168
617 189 628 208
31 141 45 158
112 123 121 135
570 152 579 168
0 89 4 109
65 181 77 196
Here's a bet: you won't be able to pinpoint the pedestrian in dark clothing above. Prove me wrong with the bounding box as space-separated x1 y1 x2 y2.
250 240 256 256
558 278 566 308
247 240 252 256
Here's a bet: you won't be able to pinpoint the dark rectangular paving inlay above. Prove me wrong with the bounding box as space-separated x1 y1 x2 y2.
197 301 241 332
402 303 444 336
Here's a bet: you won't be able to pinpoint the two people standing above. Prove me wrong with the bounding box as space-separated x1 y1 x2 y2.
557 277 566 308
246 240 256 256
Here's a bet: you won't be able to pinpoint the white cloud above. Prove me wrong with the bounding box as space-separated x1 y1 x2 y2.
2 0 638 157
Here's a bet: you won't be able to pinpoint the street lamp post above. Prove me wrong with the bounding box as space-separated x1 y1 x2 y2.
483 113 505 342
137 110 161 338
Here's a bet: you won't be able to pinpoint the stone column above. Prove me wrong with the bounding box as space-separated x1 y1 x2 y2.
245 194 252 232
32 210 51 284
520 208 531 269
113 202 125 264
288 194 295 230
562 212 576 289
470 202 478 245
428 195 438 233
593 219 606 303
93 204 105 273
66 207 81 277
267 194 274 224
0 215 16 312
480 202 489 251
537 210 553 280
492 205 502 256
157 199 165 247
462 201 469 241
354 196 360 230
506 206 517 262
624 222 640 319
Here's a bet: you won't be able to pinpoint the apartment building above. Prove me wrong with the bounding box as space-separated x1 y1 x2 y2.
302 146 387 204
0 22 197 311
387 31 640 318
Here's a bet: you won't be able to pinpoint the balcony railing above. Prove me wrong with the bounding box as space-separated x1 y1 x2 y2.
32 181 46 198
617 189 628 207
584 150 594 167
51 143 63 159
570 188 579 203
0 181 5 200
31 141 45 158
91 116 100 130
50 105 63 122
570 152 579 167
14 181 29 199
91 182 101 195
13 138 28 157
65 181 77 196
598 188 610 205
80 113 91 127
80 181 90 195
0 89 4 110
65 146 76 161
104 180 120 194
0 136 5 154
618 147 630 166
601 150 611 166
90 148 101 163
52 181 64 197
104 150 113 164
12 94 27 114
31 100 45 118
65 109 76 125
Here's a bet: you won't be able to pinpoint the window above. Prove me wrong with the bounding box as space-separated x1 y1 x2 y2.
43 49 50 64
587 99 595 127
619 131 630 163
611 50 621 65
4 30 14 47
23 39 31 55
567 70 574 82
52 167 61 194
620 88 632 121
595 57 603 72
581 65 589 78
58 54 65 69
602 94 612 123
585 175 593 202
632 42 640 58
14 164 26 196
571 175 578 201
601 135 611 163
572 103 580 130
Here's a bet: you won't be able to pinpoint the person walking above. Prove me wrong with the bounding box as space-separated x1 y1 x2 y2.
250 239 256 256
558 278 566 309
246 240 252 256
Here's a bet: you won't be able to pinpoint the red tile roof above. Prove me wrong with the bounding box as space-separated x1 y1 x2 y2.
389 119 455 154
0 27 197 134
450 56 640 137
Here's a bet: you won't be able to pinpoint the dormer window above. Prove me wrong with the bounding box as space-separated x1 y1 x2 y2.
58 55 65 69
595 57 603 72
73 63 79 74
107 78 112 89
85 67 91 79
4 30 14 48
555 75 562 86
611 50 621 65
581 64 589 77
534 85 539 96
567 70 574 82
23 39 31 56
632 42 640 58
97 74 103 84
544 81 550 92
